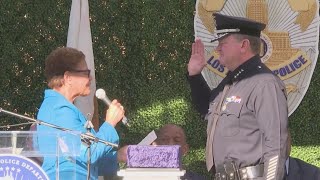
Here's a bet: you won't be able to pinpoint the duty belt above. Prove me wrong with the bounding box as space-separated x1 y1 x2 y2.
214 162 264 180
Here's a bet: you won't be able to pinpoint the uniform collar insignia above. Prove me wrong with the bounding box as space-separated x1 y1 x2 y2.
226 55 263 82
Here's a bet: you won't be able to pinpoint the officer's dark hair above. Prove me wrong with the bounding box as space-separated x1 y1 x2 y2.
233 34 261 55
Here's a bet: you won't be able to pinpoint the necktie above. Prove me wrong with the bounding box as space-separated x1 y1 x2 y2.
206 84 230 171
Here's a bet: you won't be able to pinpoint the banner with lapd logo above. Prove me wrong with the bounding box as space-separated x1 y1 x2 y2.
194 0 320 116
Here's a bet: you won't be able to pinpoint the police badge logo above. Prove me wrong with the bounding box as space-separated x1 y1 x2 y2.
0 154 49 180
194 0 320 116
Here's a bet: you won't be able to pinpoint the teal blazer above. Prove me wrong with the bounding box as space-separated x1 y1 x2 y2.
37 89 119 180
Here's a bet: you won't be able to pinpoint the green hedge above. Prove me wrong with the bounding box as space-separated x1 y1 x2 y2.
0 0 319 178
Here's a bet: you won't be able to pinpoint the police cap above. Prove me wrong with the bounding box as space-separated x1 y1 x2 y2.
211 13 266 42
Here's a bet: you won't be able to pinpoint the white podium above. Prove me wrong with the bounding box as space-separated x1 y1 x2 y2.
117 168 186 180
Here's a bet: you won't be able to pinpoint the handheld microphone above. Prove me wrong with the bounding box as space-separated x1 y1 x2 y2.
95 88 129 126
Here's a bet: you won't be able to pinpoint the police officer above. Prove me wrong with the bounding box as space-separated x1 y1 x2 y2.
187 13 288 179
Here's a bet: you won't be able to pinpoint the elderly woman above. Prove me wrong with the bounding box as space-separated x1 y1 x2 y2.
36 47 124 179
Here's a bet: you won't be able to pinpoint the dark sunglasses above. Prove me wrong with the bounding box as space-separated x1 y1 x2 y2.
69 69 91 78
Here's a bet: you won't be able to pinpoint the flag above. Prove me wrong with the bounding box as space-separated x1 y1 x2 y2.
67 0 96 123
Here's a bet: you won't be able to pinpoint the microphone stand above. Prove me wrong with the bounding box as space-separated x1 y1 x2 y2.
0 108 119 177
83 113 94 180
0 108 118 148
0 108 118 180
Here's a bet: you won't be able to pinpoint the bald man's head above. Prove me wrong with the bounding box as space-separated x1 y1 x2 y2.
154 124 189 155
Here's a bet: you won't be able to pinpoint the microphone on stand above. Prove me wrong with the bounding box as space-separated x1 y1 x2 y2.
95 88 129 126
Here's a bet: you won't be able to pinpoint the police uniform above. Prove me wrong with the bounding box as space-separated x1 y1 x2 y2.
188 13 288 180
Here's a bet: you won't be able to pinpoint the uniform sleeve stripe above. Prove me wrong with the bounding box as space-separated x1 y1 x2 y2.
266 155 279 180
267 175 275 180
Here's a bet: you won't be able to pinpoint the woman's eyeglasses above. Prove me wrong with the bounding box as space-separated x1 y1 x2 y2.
69 69 91 78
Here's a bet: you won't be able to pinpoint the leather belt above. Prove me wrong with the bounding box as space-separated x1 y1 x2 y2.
214 162 264 180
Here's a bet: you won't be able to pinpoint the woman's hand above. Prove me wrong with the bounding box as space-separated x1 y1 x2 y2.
105 99 125 127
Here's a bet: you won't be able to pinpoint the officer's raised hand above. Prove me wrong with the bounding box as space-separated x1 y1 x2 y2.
188 39 206 76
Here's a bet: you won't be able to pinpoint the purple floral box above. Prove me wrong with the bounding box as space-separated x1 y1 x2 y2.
126 145 182 168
